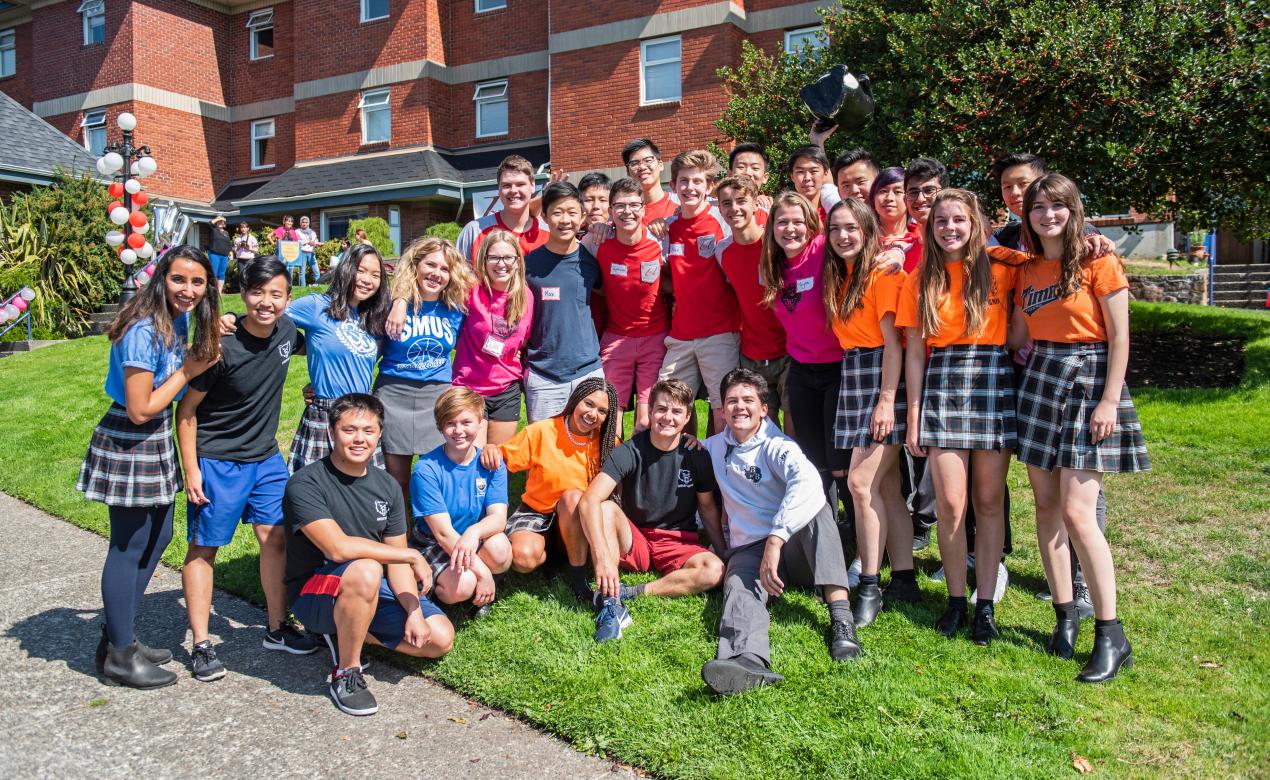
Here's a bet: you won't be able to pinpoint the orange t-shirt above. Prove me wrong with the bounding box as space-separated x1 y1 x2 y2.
1016 254 1128 343
498 417 595 513
831 264 907 349
895 248 1024 348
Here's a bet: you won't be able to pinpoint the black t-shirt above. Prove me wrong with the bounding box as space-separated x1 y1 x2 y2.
210 228 232 256
601 431 717 531
189 317 303 462
282 457 407 603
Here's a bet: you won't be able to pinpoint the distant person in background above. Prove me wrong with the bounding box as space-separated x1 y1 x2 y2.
208 216 231 293
273 216 298 243
296 215 321 287
232 222 258 265
356 229 371 245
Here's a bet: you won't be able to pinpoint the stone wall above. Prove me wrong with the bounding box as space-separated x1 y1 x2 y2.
1127 272 1207 305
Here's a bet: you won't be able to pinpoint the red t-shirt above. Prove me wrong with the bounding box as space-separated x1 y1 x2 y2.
595 233 670 337
666 206 740 340
457 211 550 263
716 235 786 360
642 190 679 225
902 232 925 274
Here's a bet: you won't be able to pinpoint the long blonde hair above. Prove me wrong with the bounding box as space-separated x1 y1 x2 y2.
473 229 529 328
391 236 473 313
918 189 993 339
824 197 884 324
759 190 822 309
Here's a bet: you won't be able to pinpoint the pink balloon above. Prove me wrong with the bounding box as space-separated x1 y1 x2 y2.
13 296 28 312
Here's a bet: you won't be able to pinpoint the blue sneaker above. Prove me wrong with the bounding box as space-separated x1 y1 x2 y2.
593 596 632 643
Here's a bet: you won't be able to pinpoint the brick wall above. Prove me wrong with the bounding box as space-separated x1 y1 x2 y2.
31 0 133 102
0 21 33 107
227 2 294 106
443 1 546 66
132 0 230 105
292 0 442 84
547 0 711 35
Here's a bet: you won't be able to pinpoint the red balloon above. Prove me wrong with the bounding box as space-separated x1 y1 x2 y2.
108 200 123 213
132 191 149 206
108 182 124 198
126 232 145 249
128 211 147 228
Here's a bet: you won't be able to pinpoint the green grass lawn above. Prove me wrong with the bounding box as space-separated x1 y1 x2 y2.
1 300 1266 778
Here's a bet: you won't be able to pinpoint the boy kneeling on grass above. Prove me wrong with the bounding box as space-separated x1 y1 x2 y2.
701 369 861 695
578 379 726 643
283 393 453 716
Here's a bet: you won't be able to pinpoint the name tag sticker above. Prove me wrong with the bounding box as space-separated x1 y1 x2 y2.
796 277 814 293
640 260 660 283
668 243 685 257
697 235 717 256
481 335 506 357
541 287 561 301
610 263 628 277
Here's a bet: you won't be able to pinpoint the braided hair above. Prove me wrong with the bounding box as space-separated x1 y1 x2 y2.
560 376 620 481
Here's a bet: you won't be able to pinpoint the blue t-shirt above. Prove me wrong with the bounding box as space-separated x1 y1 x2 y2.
524 244 602 382
287 293 380 399
378 299 464 383
103 314 189 406
409 445 508 537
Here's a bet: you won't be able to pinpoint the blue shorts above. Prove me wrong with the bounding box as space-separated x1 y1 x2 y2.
291 560 444 650
186 453 288 547
208 252 229 281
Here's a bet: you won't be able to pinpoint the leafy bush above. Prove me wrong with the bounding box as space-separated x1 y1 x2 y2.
315 239 343 268
348 217 395 258
424 221 462 243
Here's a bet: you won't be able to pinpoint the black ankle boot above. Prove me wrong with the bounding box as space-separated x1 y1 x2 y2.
935 604 968 638
972 603 999 646
853 583 883 628
103 641 178 689
1046 603 1080 660
1077 620 1132 683
96 625 173 673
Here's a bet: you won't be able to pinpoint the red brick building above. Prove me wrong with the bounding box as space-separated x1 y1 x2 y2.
0 0 828 251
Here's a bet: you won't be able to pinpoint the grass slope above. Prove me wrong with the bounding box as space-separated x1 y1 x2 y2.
0 301 1266 778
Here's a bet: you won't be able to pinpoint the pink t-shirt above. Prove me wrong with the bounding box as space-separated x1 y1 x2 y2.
452 284 534 395
769 234 843 364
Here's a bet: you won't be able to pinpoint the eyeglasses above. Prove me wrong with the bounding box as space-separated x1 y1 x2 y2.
626 156 659 171
611 202 644 213
486 255 518 265
905 186 942 199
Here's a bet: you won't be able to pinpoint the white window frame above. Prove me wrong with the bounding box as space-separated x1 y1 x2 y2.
474 0 507 12
473 80 508 139
78 0 105 46
0 29 14 78
250 118 275 170
784 25 825 54
82 109 107 156
359 88 391 145
640 35 681 106
246 9 274 61
360 0 390 23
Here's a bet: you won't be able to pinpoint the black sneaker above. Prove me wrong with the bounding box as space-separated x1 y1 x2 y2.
912 525 931 552
321 633 368 672
263 619 320 655
701 656 784 695
329 667 378 716
191 640 226 682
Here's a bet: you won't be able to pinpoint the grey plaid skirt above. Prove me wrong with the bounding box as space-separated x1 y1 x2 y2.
920 344 1017 451
410 526 453 582
288 397 385 473
506 503 555 535
78 403 181 507
834 346 907 449
1017 340 1150 473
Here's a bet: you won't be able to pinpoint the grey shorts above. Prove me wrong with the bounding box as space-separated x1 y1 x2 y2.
523 366 605 423
739 354 790 415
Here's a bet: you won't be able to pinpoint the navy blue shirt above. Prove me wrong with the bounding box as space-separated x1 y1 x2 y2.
523 244 602 383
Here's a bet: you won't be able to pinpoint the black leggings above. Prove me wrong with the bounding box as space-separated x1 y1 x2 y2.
786 359 852 514
101 504 174 647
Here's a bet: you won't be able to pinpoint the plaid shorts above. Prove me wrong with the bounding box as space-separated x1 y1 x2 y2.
834 346 907 450
505 503 554 535
78 404 181 507
410 527 457 582
920 344 1017 451
1017 340 1150 473
288 397 385 474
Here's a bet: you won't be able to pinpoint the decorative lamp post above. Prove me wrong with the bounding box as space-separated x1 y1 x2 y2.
98 112 157 304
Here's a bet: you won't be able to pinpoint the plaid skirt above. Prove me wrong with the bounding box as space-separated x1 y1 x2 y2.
920 344 1017 451
410 527 452 582
506 503 555 535
834 346 907 449
77 403 181 507
1017 340 1150 473
287 397 385 474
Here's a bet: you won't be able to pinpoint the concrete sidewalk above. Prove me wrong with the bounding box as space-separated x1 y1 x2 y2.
0 492 635 778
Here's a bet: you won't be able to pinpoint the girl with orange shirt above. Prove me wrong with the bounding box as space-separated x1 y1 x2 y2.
896 189 1025 645
1011 174 1148 682
480 377 620 604
826 198 917 628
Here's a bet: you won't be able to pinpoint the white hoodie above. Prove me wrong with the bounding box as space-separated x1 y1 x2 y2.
704 418 826 549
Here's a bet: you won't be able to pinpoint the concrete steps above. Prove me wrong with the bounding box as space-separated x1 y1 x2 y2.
0 340 62 358
1210 265 1270 310
86 302 122 336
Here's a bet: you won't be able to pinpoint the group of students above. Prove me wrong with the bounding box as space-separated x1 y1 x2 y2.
77 131 1148 717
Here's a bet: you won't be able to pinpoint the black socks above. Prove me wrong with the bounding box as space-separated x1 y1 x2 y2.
1054 600 1079 620
948 595 968 612
859 574 880 589
891 569 916 585
568 565 592 603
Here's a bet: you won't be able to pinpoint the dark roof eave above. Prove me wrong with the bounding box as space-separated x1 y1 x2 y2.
234 181 468 215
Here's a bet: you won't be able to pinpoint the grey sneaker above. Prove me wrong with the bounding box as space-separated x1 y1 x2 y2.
263 619 320 655
329 667 378 716
1073 583 1095 620
191 640 226 682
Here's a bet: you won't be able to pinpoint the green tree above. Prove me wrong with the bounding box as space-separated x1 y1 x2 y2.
348 216 395 258
424 221 462 243
716 0 1269 237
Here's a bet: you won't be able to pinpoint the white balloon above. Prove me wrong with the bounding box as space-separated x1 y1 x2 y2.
104 230 125 246
136 157 157 178
109 206 130 225
2 303 18 319
117 112 137 131
124 178 141 194
137 242 154 259
130 161 141 176
96 156 111 176
120 248 138 265
132 220 149 235
102 152 124 173
19 287 36 301
0 309 9 324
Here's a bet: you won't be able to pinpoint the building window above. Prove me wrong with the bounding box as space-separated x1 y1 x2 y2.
473 80 508 138
0 29 14 78
784 26 825 55
321 207 369 242
247 9 274 60
78 0 106 46
388 206 401 256
359 88 391 145
361 0 389 22
251 118 275 169
475 0 506 12
82 110 107 157
640 36 681 105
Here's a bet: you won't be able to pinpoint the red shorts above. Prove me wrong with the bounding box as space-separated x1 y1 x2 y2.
618 521 710 574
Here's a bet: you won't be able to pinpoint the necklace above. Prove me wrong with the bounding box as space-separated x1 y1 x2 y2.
563 417 593 448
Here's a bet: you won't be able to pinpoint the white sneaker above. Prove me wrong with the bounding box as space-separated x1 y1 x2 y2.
931 553 973 584
970 562 1009 604
847 557 862 589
